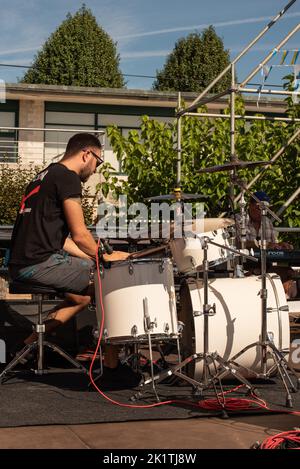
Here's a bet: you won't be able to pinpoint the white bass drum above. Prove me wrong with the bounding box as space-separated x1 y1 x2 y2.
179 274 290 379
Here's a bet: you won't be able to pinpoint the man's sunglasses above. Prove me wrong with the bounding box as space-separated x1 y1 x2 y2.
84 149 104 168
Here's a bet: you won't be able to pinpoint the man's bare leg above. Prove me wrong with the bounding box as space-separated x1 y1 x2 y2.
24 288 93 345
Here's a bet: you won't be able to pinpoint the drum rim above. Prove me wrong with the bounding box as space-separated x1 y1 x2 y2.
108 257 172 267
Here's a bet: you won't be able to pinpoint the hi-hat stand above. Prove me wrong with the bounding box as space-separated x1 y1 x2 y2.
225 198 300 407
132 236 259 413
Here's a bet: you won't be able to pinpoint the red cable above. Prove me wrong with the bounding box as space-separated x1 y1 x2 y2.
259 430 300 449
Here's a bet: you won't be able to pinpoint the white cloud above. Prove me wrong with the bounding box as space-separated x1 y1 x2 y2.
0 58 32 66
115 11 300 40
0 46 40 57
121 50 170 59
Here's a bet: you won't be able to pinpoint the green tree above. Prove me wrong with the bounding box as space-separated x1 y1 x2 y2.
153 26 231 92
21 5 124 87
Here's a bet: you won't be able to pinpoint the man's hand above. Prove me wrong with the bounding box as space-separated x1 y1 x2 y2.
103 251 130 262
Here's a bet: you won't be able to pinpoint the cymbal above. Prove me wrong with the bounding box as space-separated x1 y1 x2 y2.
145 193 208 202
170 217 235 237
126 217 235 240
197 160 270 174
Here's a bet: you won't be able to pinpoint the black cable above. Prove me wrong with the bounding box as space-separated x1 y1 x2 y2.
0 62 290 88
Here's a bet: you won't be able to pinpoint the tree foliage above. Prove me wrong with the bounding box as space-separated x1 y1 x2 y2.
153 26 231 92
21 5 124 88
104 90 300 247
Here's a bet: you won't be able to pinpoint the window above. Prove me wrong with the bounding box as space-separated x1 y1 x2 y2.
98 114 141 174
44 111 96 162
44 102 173 173
0 102 18 162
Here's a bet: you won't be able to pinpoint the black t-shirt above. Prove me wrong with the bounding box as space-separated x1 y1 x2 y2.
9 163 82 267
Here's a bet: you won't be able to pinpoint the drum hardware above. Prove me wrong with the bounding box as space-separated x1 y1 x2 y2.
142 297 159 400
128 245 168 259
145 191 208 202
266 306 289 313
197 159 271 174
195 234 259 266
133 237 257 410
227 199 300 407
170 225 238 274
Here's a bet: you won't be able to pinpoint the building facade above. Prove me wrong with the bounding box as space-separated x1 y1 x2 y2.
0 83 288 193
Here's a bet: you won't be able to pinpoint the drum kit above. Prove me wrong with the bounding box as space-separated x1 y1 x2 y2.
94 159 299 408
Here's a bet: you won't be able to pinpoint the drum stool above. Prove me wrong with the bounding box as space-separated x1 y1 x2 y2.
0 281 88 383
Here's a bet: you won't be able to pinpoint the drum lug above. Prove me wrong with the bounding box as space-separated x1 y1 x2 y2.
103 328 108 339
159 260 164 273
131 325 138 337
207 303 216 316
177 321 185 334
267 331 275 343
151 318 158 330
164 323 170 334
195 303 216 317
128 262 134 275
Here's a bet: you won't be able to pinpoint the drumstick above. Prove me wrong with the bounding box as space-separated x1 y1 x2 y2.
128 244 168 260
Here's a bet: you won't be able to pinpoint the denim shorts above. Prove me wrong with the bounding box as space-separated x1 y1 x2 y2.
9 251 95 295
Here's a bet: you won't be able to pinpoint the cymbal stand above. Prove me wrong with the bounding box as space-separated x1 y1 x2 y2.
226 200 300 407
132 236 257 412
229 174 251 276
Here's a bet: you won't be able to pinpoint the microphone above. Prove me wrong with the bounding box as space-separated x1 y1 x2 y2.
102 240 113 255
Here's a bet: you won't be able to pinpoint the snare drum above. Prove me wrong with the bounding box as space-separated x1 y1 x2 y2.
170 228 232 273
179 274 290 378
94 258 178 343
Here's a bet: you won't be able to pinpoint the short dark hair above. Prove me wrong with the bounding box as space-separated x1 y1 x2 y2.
64 133 102 157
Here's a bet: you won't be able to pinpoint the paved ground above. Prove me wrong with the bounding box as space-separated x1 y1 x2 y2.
0 411 299 449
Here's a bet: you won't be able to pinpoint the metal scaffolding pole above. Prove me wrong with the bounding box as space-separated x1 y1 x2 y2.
239 88 300 97
238 22 300 89
177 92 182 188
229 63 236 207
230 63 236 161
276 187 300 216
176 0 297 116
234 127 300 203
184 112 300 123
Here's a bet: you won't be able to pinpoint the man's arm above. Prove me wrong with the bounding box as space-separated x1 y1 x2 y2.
63 237 93 260
63 198 98 258
63 198 129 261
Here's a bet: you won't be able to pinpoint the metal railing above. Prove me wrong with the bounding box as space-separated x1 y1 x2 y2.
0 126 105 164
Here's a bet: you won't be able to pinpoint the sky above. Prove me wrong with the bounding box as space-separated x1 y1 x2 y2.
0 0 299 90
